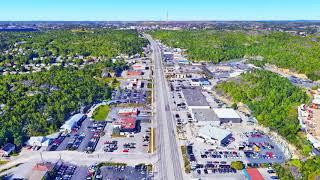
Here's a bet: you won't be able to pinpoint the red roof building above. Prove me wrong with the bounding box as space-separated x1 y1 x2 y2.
246 168 264 180
127 70 142 77
114 117 137 132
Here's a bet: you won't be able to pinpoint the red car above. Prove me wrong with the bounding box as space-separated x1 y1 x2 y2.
123 149 129 152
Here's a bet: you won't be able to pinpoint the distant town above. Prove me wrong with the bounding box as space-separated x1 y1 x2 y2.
0 21 320 180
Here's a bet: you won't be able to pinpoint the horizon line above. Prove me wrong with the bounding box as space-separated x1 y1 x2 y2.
1 19 320 22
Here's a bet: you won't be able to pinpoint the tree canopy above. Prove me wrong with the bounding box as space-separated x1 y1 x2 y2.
151 30 320 80
216 70 311 154
0 29 148 71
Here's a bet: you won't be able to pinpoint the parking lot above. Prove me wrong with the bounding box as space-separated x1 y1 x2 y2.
95 122 151 154
47 118 107 153
48 162 77 180
80 163 153 180
108 89 148 105
184 123 285 178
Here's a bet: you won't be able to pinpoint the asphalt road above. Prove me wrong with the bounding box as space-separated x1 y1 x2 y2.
145 34 184 180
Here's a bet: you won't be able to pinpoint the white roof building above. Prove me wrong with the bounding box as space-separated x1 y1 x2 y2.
213 108 242 123
198 125 232 145
27 136 51 147
60 113 85 133
307 134 320 148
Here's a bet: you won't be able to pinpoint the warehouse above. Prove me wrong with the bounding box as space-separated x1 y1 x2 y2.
191 108 220 126
60 113 86 133
181 88 210 110
213 108 242 124
198 125 232 145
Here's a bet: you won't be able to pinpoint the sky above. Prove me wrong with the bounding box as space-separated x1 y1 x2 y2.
1 0 320 21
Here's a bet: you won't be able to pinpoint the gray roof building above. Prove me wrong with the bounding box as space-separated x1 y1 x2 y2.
181 88 210 109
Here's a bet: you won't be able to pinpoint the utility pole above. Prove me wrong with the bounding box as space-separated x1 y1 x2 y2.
40 152 44 163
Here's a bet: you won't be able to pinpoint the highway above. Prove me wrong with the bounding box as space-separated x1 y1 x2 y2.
145 34 184 180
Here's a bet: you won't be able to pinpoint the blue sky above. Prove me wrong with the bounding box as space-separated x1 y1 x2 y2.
1 0 319 21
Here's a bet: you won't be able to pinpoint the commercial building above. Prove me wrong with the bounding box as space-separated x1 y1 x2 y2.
27 136 51 147
190 78 211 87
118 108 139 116
60 113 86 133
178 59 189 65
127 70 143 77
127 79 143 90
132 63 147 70
0 143 15 156
181 88 210 110
213 108 242 124
191 108 220 126
113 117 138 132
198 125 232 145
163 52 173 60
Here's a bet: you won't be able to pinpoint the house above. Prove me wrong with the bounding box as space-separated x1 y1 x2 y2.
60 113 86 133
198 125 232 145
0 143 15 156
101 68 115 78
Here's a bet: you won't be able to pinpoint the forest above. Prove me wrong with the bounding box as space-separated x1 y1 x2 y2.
0 60 128 147
151 30 320 80
0 29 148 71
274 157 320 180
0 29 147 147
216 70 312 154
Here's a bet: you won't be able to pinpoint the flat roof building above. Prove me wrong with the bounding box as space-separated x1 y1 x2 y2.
213 108 242 124
113 117 138 132
60 113 86 133
198 125 232 145
181 88 210 110
27 136 51 147
191 108 220 126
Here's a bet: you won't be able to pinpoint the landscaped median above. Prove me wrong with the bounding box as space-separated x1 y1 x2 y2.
97 162 127 168
92 105 110 121
180 145 191 173
148 128 155 153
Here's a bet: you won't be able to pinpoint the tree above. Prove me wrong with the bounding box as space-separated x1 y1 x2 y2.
231 161 244 170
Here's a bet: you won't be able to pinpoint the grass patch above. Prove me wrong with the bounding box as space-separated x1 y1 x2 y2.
92 105 110 121
0 161 8 165
111 134 127 138
181 146 191 173
147 81 152 89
